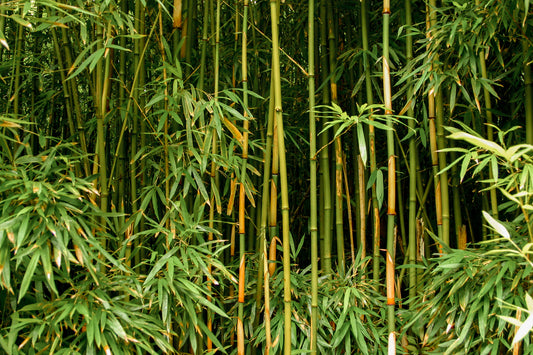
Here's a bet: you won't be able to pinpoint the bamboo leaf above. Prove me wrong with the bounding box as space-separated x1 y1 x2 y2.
68 47 105 79
448 131 506 157
357 124 367 167
527 292 533 311
10 14 32 28
108 314 128 341
460 152 471 182
0 29 8 50
482 211 509 239
376 169 384 209
40 245 58 296
513 311 533 345
499 315 523 328
18 251 40 302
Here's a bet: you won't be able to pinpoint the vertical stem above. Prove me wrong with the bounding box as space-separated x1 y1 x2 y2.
319 0 332 274
405 0 418 303
254 82 274 346
362 0 381 283
427 2 443 247
207 0 221 350
237 0 250 351
357 156 367 260
327 0 345 274
198 0 210 91
12 20 23 117
429 0 450 247
474 0 498 222
523 9 533 145
383 0 396 350
96 22 110 228
308 0 318 350
269 0 292 352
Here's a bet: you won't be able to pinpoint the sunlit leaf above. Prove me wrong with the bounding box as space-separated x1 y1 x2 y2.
482 211 509 239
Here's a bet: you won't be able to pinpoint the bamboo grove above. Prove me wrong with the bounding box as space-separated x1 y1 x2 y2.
1 0 533 353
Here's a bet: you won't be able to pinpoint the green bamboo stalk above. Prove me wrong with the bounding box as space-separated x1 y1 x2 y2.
262 237 273 355
237 0 250 351
327 0 345 274
185 0 196 77
50 29 76 146
269 109 279 280
404 0 417 303
116 0 128 246
253 82 275 346
435 94 450 247
12 19 23 118
95 22 110 227
198 0 210 91
426 3 443 247
526 62 533 145
523 3 533 145
474 0 498 221
383 0 396 349
56 0 90 176
308 0 318 349
157 7 171 235
361 0 380 283
319 0 332 274
450 146 464 247
269 0 292 352
29 6 43 154
429 0 450 248
130 0 145 244
207 0 221 349
357 156 367 260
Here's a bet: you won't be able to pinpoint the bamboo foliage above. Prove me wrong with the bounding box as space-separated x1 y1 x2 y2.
2 0 533 354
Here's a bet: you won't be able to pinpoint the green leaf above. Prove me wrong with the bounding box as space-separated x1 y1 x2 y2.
108 314 128 341
526 292 533 312
40 245 58 296
482 211 509 239
499 315 523 328
10 14 32 28
513 311 533 345
0 29 8 50
460 152 471 182
18 251 40 302
357 125 367 167
68 47 105 79
376 169 384 209
447 131 506 157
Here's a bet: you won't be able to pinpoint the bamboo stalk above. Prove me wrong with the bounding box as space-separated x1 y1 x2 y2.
383 0 396 350
237 0 250 350
428 0 450 248
473 1 498 223
357 156 367 260
57 16 90 176
361 0 381 284
198 0 210 91
404 0 417 304
326 0 345 274
319 0 333 274
95 21 110 229
523 1 533 145
308 0 318 348
206 0 222 350
426 3 443 248
269 0 292 352
253 82 275 343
